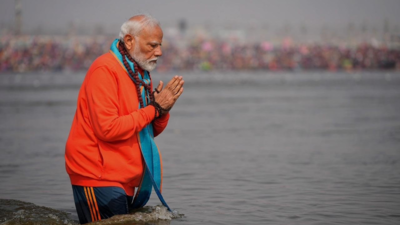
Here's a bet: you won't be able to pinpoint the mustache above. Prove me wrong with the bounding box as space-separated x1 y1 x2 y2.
148 58 158 63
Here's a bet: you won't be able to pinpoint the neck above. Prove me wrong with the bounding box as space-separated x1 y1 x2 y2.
136 65 145 75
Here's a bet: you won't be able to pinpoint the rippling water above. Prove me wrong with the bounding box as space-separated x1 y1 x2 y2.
1 71 400 225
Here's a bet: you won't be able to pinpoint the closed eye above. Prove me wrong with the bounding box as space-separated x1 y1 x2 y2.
149 43 162 49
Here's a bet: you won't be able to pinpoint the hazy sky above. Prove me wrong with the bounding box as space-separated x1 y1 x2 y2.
1 0 399 34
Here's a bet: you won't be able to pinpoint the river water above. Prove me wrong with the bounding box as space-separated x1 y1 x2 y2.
0 71 400 225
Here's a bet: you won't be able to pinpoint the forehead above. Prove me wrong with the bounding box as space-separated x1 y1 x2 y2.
138 25 163 42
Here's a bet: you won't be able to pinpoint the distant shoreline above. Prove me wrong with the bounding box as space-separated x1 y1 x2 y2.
1 34 399 73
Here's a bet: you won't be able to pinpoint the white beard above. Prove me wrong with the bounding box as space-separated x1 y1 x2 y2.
131 44 158 71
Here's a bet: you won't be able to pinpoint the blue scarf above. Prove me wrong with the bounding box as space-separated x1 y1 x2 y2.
110 39 171 210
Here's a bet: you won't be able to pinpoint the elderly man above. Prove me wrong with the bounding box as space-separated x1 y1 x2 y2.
65 14 184 224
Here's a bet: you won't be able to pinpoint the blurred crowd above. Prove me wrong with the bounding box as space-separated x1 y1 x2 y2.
1 34 399 73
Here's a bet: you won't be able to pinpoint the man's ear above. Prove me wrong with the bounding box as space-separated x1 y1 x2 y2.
123 34 135 51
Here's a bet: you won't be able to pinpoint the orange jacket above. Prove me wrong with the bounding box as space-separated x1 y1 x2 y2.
65 52 169 196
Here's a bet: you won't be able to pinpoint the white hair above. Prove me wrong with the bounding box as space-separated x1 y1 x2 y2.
119 14 160 40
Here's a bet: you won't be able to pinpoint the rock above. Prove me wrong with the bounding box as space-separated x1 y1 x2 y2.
90 205 183 225
0 199 77 225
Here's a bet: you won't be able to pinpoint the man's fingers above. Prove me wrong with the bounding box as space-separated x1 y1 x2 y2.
173 80 184 92
156 80 164 92
167 75 182 90
169 76 181 90
165 75 179 89
174 87 184 98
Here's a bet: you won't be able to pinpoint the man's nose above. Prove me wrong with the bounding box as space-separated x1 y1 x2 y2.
154 46 162 57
